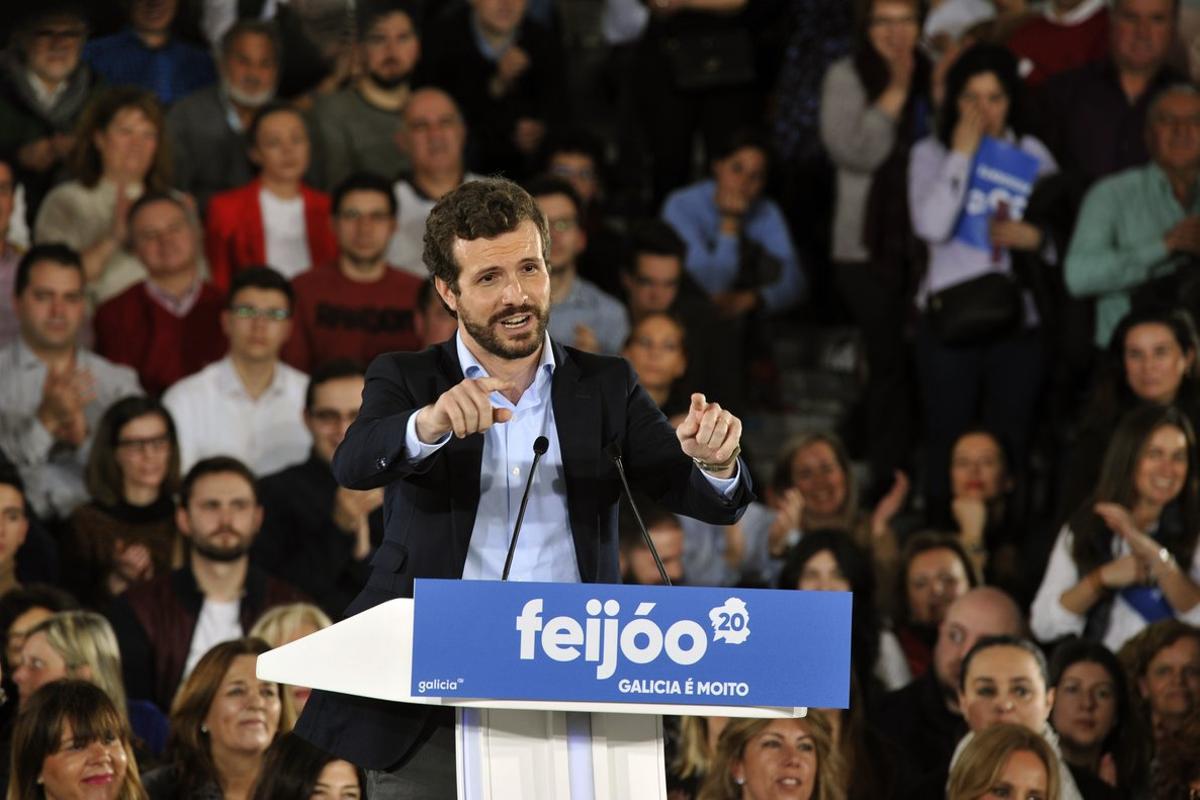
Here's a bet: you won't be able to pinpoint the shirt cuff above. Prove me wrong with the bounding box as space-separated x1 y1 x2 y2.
404 411 450 463
699 460 741 498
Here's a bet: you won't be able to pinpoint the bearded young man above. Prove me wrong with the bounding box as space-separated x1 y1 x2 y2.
294 177 754 798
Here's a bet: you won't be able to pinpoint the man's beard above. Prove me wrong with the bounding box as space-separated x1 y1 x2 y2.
459 302 548 360
224 78 274 110
343 246 388 270
368 66 411 91
191 528 253 562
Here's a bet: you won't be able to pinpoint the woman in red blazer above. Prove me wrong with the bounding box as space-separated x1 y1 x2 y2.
204 102 336 290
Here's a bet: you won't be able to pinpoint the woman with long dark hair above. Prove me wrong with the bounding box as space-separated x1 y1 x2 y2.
1032 405 1200 650
250 732 363 799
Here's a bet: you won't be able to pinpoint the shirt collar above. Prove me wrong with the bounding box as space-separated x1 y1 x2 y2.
215 356 288 399
470 12 516 62
455 329 556 405
144 275 203 317
25 69 67 109
1044 0 1105 25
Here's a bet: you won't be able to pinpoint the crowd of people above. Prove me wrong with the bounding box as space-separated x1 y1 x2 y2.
0 0 1198 798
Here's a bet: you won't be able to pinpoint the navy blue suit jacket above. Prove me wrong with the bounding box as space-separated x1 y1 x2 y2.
294 337 753 769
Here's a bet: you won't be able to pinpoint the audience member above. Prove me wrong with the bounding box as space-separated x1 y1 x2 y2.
250 731 364 800
163 267 310 475
384 87 481 274
93 192 226 395
166 20 279 212
84 0 217 106
8 679 146 800
34 87 172 305
0 583 79 679
622 313 689 419
204 102 336 289
820 0 930 500
1116 619 1200 744
311 1 421 190
1148 712 1200 800
248 603 332 716
948 429 1023 592
282 173 423 373
529 175 628 354
412 277 459 348
696 714 844 800
0 5 99 225
0 158 19 347
254 362 382 618
0 244 143 519
0 469 30 598
666 715 728 798
1058 307 1200 521
109 457 305 711
1066 85 1200 347
420 0 568 177
910 44 1057 524
143 637 289 800
893 533 979 679
874 587 1025 793
1032 405 1200 651
66 396 181 607
12 610 169 758
1007 0 1110 88
618 495 686 586
946 722 1061 800
779 530 911 694
1048 638 1149 795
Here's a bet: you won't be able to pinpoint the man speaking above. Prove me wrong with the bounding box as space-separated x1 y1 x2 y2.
294 178 753 797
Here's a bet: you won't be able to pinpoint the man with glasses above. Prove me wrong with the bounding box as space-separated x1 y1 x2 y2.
254 360 382 616
528 175 628 354
0 244 142 519
282 173 423 373
0 4 100 223
94 193 226 396
163 266 310 475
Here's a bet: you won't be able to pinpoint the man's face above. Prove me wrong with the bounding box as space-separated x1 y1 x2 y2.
178 471 262 562
0 163 14 241
305 376 364 463
1112 0 1175 75
16 260 85 353
401 91 466 177
1148 91 1200 173
1138 635 1200 723
623 254 682 317
534 193 586 291
549 152 599 206
222 31 277 109
435 220 551 361
131 0 177 35
0 484 29 567
362 11 420 89
221 287 293 364
22 13 85 87
334 190 396 269
130 199 198 280
472 0 528 37
932 591 1023 698
628 523 684 585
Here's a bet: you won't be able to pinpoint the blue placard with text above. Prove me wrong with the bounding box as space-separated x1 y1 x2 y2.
410 579 851 708
952 136 1041 251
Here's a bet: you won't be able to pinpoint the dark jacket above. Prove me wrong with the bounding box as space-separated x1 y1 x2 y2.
294 338 754 769
873 669 966 797
108 562 306 711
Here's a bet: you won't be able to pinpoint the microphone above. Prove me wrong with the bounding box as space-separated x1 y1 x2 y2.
605 441 672 586
501 435 550 581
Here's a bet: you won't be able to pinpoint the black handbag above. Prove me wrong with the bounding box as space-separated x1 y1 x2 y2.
661 29 756 91
926 272 1022 346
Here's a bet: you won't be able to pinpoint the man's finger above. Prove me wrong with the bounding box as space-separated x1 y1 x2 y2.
696 403 722 445
689 393 707 414
493 407 513 424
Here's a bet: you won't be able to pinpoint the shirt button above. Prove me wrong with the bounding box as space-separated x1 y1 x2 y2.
512 467 520 477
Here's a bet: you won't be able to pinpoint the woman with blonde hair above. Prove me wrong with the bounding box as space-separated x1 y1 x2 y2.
11 610 169 757
249 602 331 715
698 713 845 800
947 722 1061 800
8 679 147 800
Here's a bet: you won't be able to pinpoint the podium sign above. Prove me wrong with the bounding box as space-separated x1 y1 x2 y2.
411 579 851 709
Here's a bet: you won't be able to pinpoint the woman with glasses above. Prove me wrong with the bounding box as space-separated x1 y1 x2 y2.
66 397 182 606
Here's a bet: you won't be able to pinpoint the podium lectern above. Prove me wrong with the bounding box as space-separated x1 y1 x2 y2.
257 581 850 799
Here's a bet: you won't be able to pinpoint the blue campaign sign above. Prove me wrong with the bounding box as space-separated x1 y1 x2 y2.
410 579 851 709
952 136 1041 251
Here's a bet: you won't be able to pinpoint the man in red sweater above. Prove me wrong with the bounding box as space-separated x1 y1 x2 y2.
282 172 423 372
93 193 226 396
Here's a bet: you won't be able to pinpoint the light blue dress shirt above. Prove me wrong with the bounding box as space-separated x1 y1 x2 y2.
403 333 739 582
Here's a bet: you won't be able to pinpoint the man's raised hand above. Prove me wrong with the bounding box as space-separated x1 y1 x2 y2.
676 393 742 479
414 377 515 442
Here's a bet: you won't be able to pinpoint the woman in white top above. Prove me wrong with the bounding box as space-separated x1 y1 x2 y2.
1031 404 1200 651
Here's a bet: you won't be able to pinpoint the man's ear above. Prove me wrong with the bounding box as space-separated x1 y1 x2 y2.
434 276 458 313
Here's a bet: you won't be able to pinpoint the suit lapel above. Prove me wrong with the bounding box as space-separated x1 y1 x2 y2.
552 342 602 583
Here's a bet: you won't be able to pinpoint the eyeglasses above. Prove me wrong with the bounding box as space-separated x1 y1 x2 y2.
309 409 358 426
550 164 596 182
338 209 393 224
31 27 87 42
116 434 171 453
549 217 578 233
229 305 290 322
